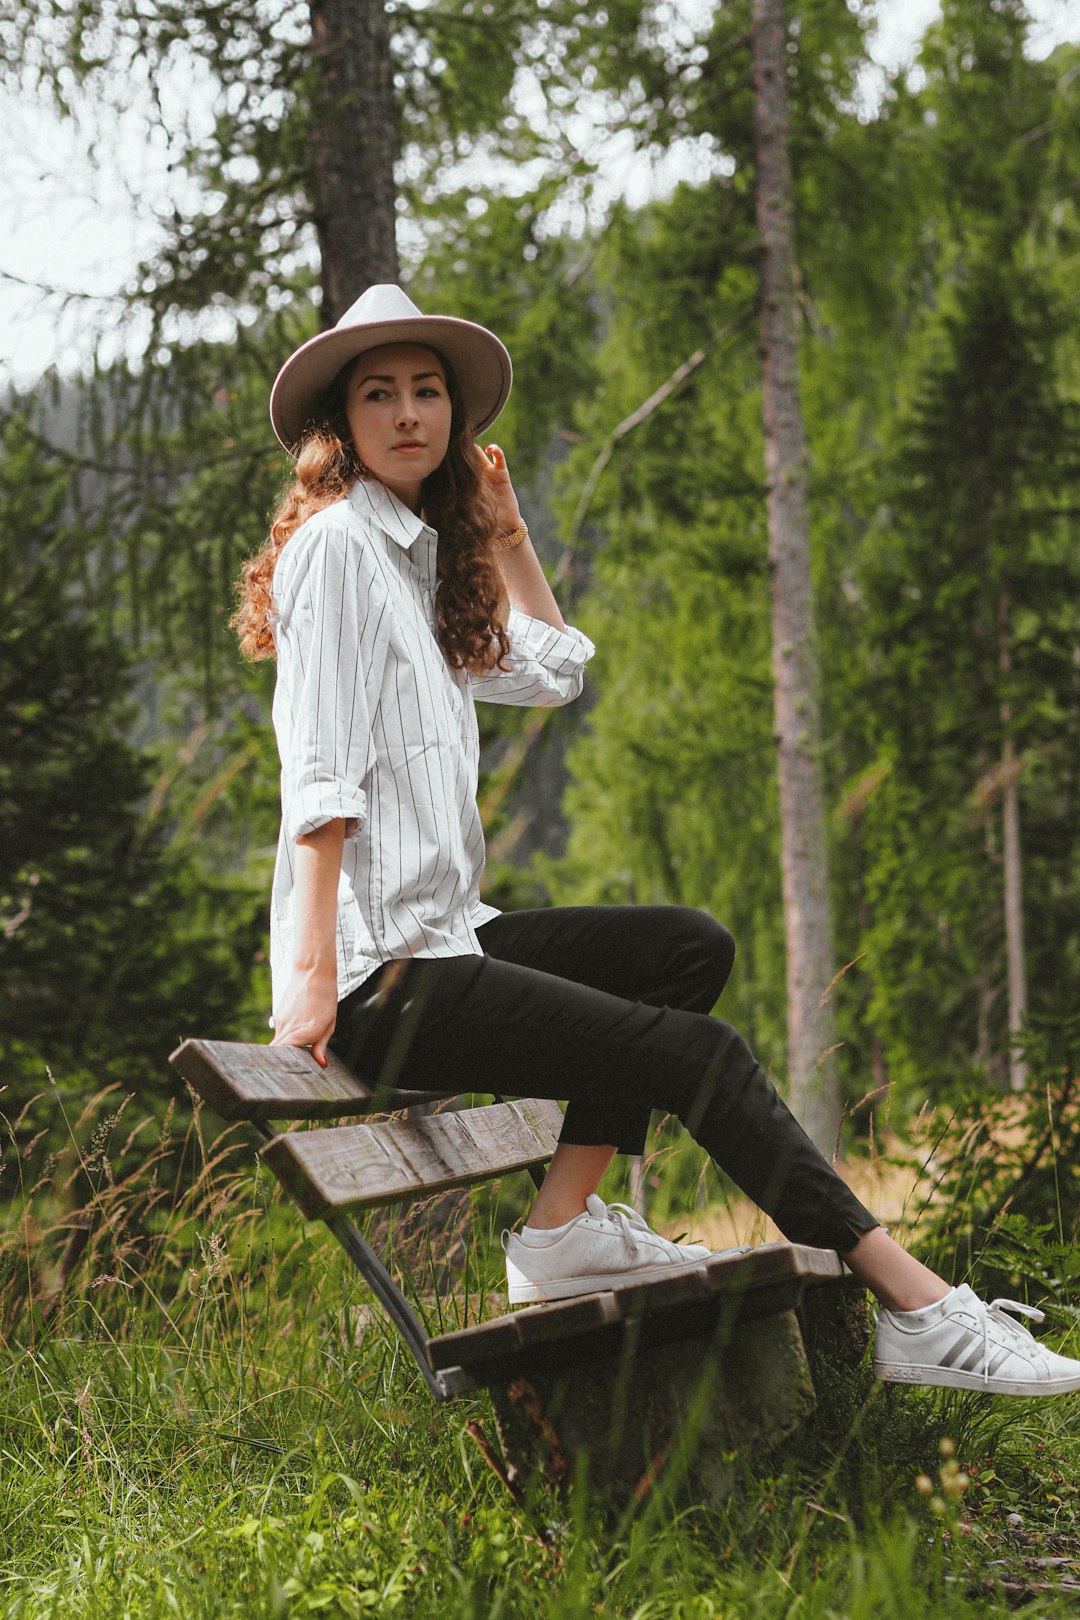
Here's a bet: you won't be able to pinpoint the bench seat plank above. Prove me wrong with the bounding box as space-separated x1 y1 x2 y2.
260 1098 565 1218
170 1038 454 1120
426 1243 843 1373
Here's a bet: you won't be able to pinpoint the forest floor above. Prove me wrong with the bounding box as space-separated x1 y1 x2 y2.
2 1112 1079 1618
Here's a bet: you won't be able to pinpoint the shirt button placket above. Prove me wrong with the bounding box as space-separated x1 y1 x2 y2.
419 533 437 624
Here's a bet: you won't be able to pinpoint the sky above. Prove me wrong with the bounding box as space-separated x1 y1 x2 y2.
2 0 1078 385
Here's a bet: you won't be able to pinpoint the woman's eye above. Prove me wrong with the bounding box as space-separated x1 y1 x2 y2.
363 389 388 401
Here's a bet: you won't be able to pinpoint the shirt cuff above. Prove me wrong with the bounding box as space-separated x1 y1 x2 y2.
286 783 367 842
506 608 596 672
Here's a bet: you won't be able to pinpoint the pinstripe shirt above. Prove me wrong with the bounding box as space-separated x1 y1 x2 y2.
268 478 594 1003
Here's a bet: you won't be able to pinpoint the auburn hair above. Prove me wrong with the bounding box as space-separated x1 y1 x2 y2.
232 353 511 674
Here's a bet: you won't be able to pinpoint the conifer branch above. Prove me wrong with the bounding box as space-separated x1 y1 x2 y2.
553 308 753 589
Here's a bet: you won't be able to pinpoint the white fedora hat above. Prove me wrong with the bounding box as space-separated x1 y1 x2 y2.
270 283 513 452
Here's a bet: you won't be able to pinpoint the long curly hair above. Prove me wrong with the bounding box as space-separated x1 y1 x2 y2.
232 352 511 674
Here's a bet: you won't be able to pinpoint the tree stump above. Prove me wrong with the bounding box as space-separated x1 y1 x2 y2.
798 1276 872 1371
487 1307 817 1508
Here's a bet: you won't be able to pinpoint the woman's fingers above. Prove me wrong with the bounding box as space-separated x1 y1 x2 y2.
271 1018 334 1066
480 443 522 534
270 1024 309 1048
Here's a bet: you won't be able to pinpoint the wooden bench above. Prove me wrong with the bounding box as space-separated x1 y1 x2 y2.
169 1037 870 1505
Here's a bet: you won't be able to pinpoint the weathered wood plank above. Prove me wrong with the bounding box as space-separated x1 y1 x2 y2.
426 1243 844 1372
436 1278 828 1385
510 1290 624 1349
703 1240 842 1290
259 1098 564 1218
169 1038 454 1120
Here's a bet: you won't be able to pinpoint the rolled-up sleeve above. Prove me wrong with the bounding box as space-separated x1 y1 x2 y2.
276 525 382 843
470 608 595 707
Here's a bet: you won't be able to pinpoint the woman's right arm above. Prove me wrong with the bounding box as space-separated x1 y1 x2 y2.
270 817 345 1066
271 522 387 1063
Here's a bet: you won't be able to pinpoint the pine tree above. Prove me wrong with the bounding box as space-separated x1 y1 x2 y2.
0 417 270 1154
858 261 1080 1089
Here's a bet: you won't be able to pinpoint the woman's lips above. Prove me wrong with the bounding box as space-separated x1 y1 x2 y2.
392 441 425 452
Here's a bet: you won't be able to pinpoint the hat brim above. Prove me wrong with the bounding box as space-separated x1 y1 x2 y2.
269 313 512 453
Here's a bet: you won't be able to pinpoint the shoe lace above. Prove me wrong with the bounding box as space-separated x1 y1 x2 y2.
602 1201 671 1257
977 1297 1046 1384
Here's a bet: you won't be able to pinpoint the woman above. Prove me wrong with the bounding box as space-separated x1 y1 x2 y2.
234 283 1080 1397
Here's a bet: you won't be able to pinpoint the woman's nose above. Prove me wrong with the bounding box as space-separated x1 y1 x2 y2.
396 396 419 426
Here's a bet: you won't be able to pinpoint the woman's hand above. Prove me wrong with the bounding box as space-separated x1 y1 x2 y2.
271 965 339 1067
478 443 522 536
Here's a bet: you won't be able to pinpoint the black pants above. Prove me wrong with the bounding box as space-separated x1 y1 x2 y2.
328 905 878 1255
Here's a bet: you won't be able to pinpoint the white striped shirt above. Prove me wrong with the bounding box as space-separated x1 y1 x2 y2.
268 478 594 1003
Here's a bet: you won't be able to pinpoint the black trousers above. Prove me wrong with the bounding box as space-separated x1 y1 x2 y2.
328 905 878 1255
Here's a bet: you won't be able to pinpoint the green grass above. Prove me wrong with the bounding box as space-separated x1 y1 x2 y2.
1 1089 1078 1617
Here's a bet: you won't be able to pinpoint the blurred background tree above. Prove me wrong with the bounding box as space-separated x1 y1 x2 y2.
0 416 269 1148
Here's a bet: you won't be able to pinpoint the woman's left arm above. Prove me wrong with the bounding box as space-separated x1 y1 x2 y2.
480 444 565 631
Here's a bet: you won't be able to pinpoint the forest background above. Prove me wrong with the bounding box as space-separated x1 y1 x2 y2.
2 2 1080 1615
3 0 1080 1151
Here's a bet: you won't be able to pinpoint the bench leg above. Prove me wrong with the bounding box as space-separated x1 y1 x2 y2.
487 1308 817 1508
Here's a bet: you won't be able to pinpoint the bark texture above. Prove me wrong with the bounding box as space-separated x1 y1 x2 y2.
489 1310 818 1509
309 0 399 325
999 589 1028 1090
751 0 840 1153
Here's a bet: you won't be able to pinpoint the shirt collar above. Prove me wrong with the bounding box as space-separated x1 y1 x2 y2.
346 477 435 551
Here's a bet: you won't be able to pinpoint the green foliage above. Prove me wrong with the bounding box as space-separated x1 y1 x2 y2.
410 187 601 482
0 415 271 1154
533 165 799 1067
539 2 1080 1114
853 253 1080 1086
898 1014 1080 1297
917 0 1053 242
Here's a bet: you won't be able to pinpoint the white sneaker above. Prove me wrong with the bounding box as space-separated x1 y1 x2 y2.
874 1283 1080 1395
503 1194 715 1305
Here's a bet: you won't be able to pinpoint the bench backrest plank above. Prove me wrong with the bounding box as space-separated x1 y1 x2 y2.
170 1038 453 1120
260 1098 564 1219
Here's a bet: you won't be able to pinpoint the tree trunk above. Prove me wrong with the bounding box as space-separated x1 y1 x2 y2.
999 588 1028 1090
751 0 840 1154
309 0 400 325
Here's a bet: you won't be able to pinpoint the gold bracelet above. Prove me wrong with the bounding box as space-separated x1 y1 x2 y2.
491 521 528 551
